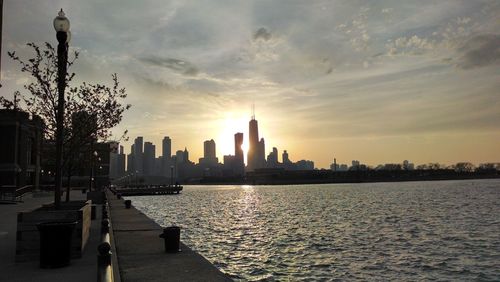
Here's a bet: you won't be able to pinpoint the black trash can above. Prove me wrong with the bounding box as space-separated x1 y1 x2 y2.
36 221 77 268
124 200 132 209
159 226 181 253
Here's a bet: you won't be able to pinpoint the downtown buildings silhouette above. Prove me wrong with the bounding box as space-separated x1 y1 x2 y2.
111 115 315 183
0 108 498 188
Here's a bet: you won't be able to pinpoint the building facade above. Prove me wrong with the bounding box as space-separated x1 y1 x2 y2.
0 109 44 189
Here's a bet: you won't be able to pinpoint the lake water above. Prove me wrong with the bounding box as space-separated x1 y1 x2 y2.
128 179 500 281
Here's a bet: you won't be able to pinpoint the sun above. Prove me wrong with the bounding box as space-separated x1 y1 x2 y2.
216 113 249 162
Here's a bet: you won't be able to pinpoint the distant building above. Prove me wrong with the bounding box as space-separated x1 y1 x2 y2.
258 138 266 168
143 141 155 175
330 158 337 171
176 148 190 164
134 137 144 174
0 109 44 189
117 145 126 177
184 147 189 163
234 133 244 175
204 139 216 159
223 155 236 175
247 117 259 171
161 136 172 177
296 160 315 170
200 139 218 166
267 147 279 168
283 150 291 164
403 160 414 170
339 164 348 171
162 137 171 160
109 141 119 179
127 144 135 173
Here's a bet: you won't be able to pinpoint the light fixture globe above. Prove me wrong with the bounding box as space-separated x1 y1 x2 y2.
53 9 70 32
66 31 71 43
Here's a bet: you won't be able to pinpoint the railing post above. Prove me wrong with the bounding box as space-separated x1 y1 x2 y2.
97 207 113 282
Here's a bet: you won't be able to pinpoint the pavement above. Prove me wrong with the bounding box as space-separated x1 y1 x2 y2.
0 190 102 282
107 191 233 282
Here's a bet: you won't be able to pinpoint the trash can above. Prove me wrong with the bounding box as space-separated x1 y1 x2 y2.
91 204 97 220
124 200 132 209
36 221 77 268
159 226 181 253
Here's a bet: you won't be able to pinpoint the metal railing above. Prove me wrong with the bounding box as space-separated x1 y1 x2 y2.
0 185 34 202
97 200 114 282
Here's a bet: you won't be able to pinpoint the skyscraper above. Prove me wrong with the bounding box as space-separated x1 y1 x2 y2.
283 150 290 164
143 141 155 176
201 139 218 166
247 115 260 171
267 147 279 168
161 136 172 177
258 138 266 168
162 136 171 159
117 145 126 177
127 144 135 173
204 139 216 160
184 147 189 163
234 133 244 173
134 136 143 174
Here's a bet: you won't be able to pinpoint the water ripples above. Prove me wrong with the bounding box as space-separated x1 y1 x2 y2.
130 179 500 281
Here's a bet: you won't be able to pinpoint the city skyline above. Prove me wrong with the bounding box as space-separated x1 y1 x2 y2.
1 1 499 168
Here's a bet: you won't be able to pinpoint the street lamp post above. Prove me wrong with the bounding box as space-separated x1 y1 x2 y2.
53 9 70 209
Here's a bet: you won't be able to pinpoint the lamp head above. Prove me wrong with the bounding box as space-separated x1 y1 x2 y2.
53 9 70 33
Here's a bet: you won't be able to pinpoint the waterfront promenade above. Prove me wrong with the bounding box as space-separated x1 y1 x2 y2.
107 191 232 281
0 191 100 282
0 190 231 281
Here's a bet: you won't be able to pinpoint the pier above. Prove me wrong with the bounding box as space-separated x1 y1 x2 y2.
111 184 183 196
106 190 231 281
0 189 231 281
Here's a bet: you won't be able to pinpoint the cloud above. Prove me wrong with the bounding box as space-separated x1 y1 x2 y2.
253 27 272 41
456 34 500 69
386 35 436 55
140 56 199 76
336 7 372 52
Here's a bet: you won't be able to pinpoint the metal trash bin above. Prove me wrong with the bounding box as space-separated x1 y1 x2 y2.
124 200 132 209
91 204 97 220
36 221 77 268
159 226 181 253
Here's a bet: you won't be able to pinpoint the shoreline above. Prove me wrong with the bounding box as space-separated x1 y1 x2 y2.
106 190 232 281
195 174 500 186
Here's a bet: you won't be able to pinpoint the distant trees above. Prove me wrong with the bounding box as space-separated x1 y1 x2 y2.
477 163 500 172
0 42 131 200
416 163 446 170
449 162 475 172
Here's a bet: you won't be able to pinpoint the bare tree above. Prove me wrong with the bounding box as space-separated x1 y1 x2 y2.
1 42 131 201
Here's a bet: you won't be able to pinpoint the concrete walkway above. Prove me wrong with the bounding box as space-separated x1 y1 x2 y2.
0 190 102 282
107 192 232 282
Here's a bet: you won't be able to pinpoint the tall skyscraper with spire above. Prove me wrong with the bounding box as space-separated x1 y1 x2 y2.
247 106 266 171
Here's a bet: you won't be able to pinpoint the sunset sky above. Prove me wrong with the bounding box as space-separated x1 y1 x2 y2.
1 0 499 168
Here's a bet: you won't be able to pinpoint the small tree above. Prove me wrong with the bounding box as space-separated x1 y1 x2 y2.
0 42 131 202
452 162 475 173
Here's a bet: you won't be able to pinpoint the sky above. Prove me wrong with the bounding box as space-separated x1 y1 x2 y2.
1 0 499 169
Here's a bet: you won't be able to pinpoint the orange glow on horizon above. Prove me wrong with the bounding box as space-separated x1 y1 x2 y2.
216 113 249 163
